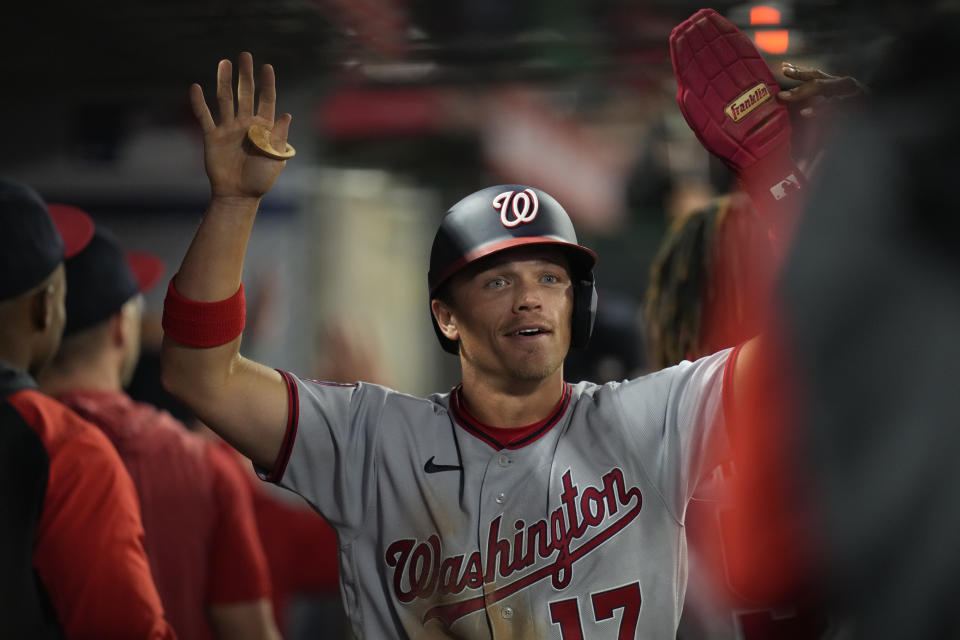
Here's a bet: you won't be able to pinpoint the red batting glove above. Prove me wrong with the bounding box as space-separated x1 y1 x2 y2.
670 8 804 226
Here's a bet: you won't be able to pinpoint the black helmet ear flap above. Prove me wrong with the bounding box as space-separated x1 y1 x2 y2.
570 274 598 350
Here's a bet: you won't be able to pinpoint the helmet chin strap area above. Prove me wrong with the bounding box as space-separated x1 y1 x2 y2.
570 276 598 350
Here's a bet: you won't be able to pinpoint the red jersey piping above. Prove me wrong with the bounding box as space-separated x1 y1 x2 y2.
265 370 300 483
450 382 571 450
722 342 746 428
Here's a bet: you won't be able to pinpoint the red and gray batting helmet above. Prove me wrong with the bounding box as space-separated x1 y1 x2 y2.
427 184 598 354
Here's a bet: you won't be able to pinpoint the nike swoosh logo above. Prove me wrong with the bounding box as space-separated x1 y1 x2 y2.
424 456 463 474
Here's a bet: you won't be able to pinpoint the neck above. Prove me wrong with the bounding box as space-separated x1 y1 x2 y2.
0 344 32 375
38 352 122 397
0 311 35 374
459 366 566 428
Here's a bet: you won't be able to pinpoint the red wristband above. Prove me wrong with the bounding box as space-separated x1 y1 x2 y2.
162 278 246 348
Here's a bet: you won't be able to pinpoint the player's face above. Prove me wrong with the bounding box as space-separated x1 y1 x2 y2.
440 246 573 383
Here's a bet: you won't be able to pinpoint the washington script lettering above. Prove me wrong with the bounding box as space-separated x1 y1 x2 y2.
384 467 643 626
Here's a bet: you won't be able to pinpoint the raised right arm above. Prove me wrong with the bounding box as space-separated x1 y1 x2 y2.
161 52 292 470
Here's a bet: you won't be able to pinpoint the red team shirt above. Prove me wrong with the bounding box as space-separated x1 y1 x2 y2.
57 389 272 640
221 438 342 634
7 388 175 639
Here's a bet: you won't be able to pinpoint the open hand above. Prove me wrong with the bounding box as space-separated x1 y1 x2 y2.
190 52 293 200
777 63 866 118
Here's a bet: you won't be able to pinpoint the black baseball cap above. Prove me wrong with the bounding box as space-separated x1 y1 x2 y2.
0 179 94 302
57 210 165 336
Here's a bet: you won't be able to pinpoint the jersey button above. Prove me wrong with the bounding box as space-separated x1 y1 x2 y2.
495 492 506 504
498 454 510 467
501 606 514 620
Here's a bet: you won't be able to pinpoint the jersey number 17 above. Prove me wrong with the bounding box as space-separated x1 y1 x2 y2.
549 581 641 639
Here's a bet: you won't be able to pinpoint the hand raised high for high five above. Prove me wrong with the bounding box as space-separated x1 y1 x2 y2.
163 52 295 473
189 51 293 200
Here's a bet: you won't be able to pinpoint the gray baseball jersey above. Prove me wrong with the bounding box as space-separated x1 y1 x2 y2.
261 346 736 639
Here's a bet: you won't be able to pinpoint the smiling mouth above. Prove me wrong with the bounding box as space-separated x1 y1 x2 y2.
506 327 551 337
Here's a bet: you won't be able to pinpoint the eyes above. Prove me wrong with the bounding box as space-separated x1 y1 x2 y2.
486 278 508 289
483 272 565 289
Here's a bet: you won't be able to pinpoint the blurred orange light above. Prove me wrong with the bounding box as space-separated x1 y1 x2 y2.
754 29 790 54
750 6 782 25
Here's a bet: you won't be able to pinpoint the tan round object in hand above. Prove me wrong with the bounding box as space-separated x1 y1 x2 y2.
246 124 296 160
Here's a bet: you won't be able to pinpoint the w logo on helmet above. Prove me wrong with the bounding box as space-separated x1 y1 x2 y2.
492 188 539 228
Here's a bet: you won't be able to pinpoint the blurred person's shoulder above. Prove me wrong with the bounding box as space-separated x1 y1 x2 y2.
8 388 121 458
61 388 210 461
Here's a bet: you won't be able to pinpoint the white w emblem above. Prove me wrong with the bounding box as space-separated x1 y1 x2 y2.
492 188 539 228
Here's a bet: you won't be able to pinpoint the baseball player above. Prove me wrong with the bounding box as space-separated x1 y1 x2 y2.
160 52 755 639
646 194 829 640
38 220 280 640
0 179 175 639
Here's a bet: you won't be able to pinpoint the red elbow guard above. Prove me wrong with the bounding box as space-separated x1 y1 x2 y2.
670 9 805 222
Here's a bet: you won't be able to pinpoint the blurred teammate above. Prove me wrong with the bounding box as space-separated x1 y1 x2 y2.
0 179 174 638
646 193 773 371
778 8 960 638
668 11 880 625
646 193 828 639
38 220 282 640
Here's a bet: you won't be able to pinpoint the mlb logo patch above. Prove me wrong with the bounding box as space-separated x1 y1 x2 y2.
770 174 802 201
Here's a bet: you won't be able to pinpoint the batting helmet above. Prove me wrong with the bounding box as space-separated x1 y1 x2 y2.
428 185 598 354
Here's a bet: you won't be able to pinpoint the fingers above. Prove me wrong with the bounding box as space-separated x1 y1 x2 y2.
237 51 255 119
216 59 234 124
779 62 865 105
256 64 277 123
189 83 215 134
779 62 829 103
210 53 284 131
827 75 866 99
778 79 829 103
799 95 827 118
781 62 833 83
271 113 293 148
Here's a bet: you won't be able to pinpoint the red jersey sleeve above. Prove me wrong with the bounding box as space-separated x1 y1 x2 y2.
205 442 273 603
14 391 176 639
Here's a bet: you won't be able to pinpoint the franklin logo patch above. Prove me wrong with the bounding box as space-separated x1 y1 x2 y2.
724 83 771 122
